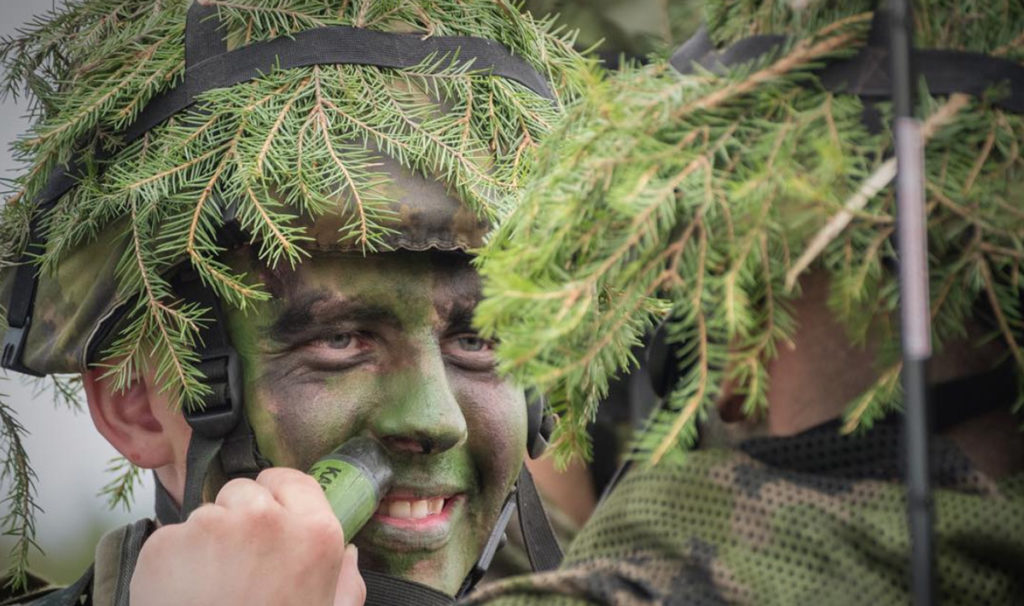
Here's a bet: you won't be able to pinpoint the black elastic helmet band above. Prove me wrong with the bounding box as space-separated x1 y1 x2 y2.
129 25 555 143
669 23 1023 112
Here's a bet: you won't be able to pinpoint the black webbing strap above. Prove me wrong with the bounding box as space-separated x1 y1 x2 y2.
173 264 246 518
217 411 270 478
154 472 183 525
456 490 518 598
514 464 563 572
111 519 155 606
125 5 553 142
181 432 223 518
26 565 93 606
670 26 787 77
929 360 1018 433
362 570 454 606
670 23 1024 113
185 1 227 69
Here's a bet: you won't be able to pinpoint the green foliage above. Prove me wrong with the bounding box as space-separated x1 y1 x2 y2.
705 0 1024 62
32 375 84 412
0 393 39 592
101 456 144 512
476 6 1024 465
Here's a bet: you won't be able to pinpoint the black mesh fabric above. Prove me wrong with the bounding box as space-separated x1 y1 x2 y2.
466 420 1024 605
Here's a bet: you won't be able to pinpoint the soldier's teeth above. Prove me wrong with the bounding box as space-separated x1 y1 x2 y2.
389 501 411 518
386 499 443 519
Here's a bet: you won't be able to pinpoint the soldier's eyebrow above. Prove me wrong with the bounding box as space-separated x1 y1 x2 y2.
444 302 480 332
268 291 401 341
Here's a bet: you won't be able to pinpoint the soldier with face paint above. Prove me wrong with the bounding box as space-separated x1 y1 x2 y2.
0 1 592 604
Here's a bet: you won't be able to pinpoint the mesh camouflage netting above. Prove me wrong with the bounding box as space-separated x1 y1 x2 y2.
468 420 1024 605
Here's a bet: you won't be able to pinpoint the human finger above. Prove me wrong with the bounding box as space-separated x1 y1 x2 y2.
255 467 337 520
333 545 367 606
213 477 279 512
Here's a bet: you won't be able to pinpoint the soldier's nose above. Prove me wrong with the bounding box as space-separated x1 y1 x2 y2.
371 345 468 456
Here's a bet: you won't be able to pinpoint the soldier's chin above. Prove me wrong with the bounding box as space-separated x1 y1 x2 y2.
354 521 478 595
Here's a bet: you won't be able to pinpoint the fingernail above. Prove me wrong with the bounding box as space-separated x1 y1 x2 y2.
345 544 359 565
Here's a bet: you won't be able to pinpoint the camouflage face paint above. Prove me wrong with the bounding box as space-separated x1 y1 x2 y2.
223 250 527 594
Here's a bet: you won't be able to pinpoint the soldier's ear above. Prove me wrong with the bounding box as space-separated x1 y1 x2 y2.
82 366 188 469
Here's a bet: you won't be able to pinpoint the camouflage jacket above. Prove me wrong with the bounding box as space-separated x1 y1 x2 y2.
466 420 1024 605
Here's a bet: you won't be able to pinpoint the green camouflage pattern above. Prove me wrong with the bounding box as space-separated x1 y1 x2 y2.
522 0 703 59
0 152 487 375
467 423 1024 604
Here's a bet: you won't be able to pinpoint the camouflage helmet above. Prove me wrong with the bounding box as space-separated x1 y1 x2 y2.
0 0 591 402
521 0 703 62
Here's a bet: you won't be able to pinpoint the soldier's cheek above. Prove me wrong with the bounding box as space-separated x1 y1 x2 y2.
457 378 528 489
247 368 382 470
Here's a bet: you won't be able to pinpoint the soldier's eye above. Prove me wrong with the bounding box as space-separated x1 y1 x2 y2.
443 333 497 371
457 336 487 352
324 333 353 349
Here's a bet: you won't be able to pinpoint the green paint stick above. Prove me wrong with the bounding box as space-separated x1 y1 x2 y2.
308 437 393 542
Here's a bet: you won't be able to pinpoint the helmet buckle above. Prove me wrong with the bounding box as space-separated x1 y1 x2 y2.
1 321 43 377
184 346 243 439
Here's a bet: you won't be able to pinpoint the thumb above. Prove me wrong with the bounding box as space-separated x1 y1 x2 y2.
333 544 367 606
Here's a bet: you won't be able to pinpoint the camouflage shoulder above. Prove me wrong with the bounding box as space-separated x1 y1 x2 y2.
0 571 60 605
463 570 596 606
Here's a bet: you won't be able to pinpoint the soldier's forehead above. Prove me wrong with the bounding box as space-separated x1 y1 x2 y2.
258 251 482 325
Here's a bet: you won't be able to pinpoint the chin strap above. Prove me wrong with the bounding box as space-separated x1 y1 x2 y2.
454 464 564 599
513 465 564 572
174 260 269 520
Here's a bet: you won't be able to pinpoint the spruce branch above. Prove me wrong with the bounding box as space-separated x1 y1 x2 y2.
842 362 902 433
100 456 144 511
652 310 707 464
786 157 897 290
0 396 40 592
979 257 1024 372
671 12 871 120
477 5 1024 463
30 375 84 412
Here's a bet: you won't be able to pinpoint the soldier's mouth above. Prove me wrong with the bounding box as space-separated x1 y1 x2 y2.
372 493 463 530
364 493 465 551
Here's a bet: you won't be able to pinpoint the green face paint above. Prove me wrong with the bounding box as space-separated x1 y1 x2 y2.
222 250 528 595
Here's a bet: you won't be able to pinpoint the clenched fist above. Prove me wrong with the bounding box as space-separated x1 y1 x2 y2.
130 468 366 606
